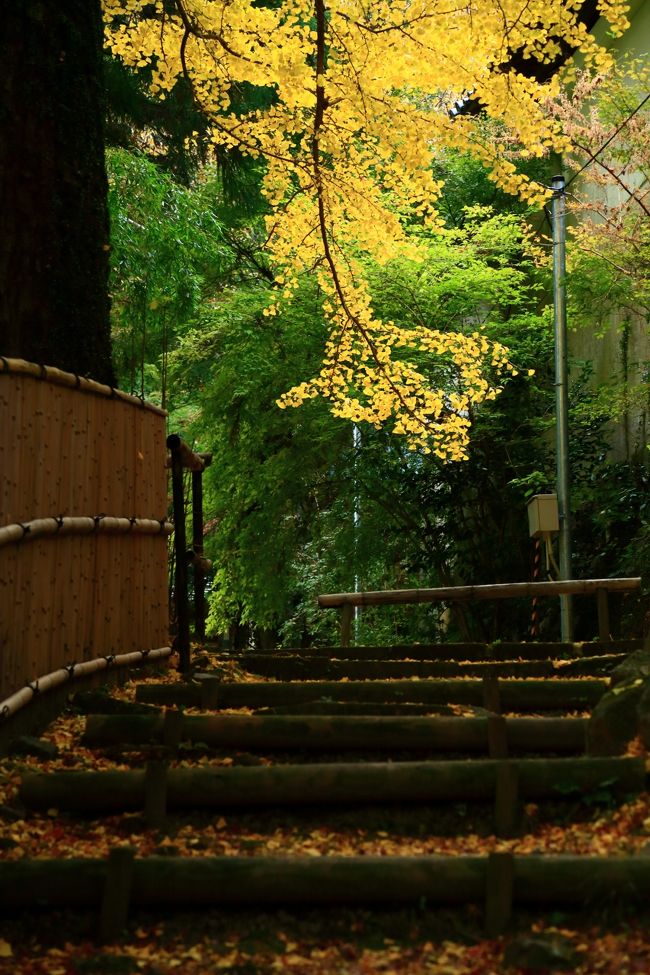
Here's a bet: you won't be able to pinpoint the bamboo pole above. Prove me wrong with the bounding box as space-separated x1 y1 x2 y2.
76 492 89 662
21 513 38 676
0 517 172 548
0 374 14 523
48 534 65 673
124 398 132 512
11 373 25 525
0 647 172 720
110 534 122 653
1 548 19 691
23 377 37 525
31 375 45 522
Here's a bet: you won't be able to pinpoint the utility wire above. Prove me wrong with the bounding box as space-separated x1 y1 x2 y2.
565 90 650 189
533 90 650 239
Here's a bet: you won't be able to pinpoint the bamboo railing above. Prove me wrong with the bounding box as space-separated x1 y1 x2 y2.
0 358 170 700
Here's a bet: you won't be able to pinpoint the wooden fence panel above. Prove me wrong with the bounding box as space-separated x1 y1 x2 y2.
0 359 169 699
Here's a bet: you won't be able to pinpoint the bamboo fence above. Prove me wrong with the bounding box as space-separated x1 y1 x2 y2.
0 358 170 699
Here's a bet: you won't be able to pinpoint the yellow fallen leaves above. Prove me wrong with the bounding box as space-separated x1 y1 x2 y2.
5 919 650 975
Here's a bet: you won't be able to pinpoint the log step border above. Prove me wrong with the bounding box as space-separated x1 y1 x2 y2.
82 712 588 755
5 852 650 937
135 677 609 711
19 757 645 823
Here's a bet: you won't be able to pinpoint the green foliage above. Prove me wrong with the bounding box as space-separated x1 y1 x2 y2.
107 150 230 406
172 283 347 639
430 144 555 230
168 194 556 643
104 55 209 183
107 139 650 645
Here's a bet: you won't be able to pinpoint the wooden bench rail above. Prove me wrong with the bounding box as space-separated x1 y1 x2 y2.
318 578 642 646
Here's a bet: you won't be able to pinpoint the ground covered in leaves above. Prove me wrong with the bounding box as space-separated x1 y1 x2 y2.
2 654 650 972
3 910 650 974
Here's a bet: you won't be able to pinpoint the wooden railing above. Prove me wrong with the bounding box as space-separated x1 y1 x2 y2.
318 578 642 647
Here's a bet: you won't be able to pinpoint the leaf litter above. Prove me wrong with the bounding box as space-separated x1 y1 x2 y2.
2 651 650 972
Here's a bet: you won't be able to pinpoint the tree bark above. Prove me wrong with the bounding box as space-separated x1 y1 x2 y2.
0 0 114 383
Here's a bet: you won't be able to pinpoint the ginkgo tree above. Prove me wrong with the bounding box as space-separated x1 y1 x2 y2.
104 0 630 458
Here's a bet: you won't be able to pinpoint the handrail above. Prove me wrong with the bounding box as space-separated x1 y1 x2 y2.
0 647 172 724
0 516 172 548
165 434 213 473
319 578 641 607
318 578 642 646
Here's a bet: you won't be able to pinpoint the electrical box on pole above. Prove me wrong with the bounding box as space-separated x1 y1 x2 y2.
527 494 560 538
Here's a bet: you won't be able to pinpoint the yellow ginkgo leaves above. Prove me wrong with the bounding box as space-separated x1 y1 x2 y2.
104 0 629 456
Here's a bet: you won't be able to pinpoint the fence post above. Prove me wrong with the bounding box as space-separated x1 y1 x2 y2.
192 454 212 641
485 851 514 937
341 604 354 648
99 847 135 943
169 440 190 672
167 436 211 672
597 589 611 643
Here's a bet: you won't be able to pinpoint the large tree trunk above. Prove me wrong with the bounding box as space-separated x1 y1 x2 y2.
0 0 114 384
